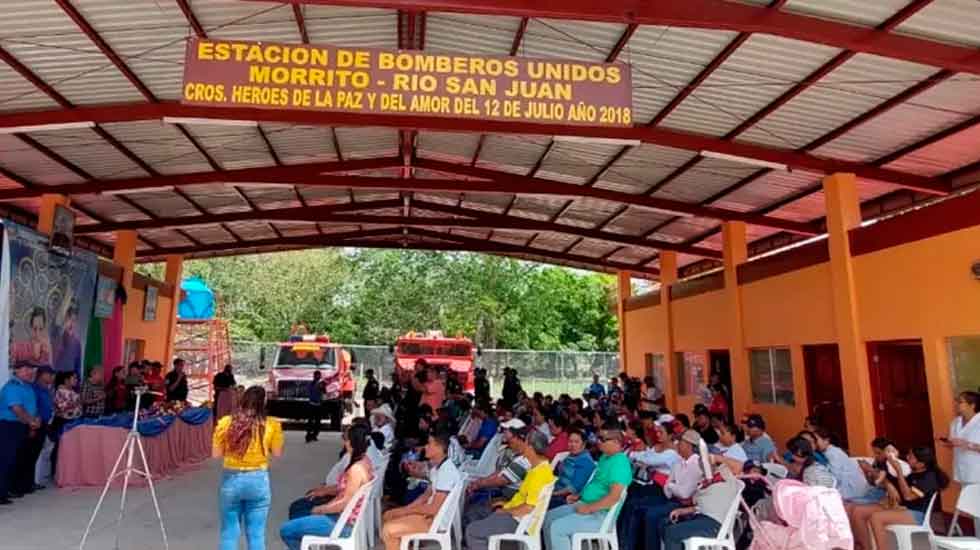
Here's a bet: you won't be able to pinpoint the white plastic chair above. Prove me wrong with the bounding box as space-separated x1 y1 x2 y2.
453 473 470 550
463 433 503 478
401 481 465 550
883 491 938 550
364 457 390 549
683 479 746 550
570 481 630 550
488 481 557 550
929 484 980 549
551 451 570 471
301 479 375 550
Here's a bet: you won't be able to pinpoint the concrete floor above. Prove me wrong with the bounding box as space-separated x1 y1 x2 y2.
0 430 343 550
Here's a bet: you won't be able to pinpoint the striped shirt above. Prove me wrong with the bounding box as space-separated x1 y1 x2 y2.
80 380 105 418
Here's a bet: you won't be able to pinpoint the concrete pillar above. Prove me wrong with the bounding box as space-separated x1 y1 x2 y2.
37 193 69 235
617 271 632 374
722 222 751 417
113 230 138 288
823 172 876 454
659 251 678 410
163 255 184 368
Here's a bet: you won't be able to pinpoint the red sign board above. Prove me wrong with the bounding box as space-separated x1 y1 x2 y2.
181 38 633 127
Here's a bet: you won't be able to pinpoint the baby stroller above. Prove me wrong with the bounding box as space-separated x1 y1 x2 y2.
746 479 854 550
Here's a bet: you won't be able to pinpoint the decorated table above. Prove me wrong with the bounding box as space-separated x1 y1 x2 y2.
56 405 213 489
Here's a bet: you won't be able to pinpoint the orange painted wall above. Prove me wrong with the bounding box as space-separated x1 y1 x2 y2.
624 304 667 377
624 223 980 506
122 286 176 364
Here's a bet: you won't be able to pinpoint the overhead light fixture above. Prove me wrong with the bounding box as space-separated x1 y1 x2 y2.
163 117 259 127
699 150 788 171
553 135 642 147
102 185 174 196
0 121 96 134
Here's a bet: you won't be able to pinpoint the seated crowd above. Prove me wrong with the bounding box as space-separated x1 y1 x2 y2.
210 363 980 550
0 357 192 506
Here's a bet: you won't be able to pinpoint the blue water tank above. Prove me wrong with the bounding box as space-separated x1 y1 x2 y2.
178 276 215 320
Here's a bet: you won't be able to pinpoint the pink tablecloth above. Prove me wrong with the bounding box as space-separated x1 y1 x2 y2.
56 418 213 488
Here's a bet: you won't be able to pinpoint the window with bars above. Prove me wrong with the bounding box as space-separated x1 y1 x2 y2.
644 353 665 391
749 348 795 406
674 351 705 396
948 336 980 394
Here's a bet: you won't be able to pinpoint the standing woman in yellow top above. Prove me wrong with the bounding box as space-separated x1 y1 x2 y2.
213 386 284 550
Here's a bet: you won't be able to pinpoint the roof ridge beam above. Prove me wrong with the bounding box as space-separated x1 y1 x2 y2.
264 0 980 74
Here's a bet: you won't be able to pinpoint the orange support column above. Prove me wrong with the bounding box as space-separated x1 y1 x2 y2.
37 194 69 235
616 271 632 374
823 173 876 454
722 222 751 418
113 230 138 288
163 255 184 368
659 251 679 411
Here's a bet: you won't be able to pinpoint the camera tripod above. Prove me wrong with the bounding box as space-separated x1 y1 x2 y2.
79 388 169 550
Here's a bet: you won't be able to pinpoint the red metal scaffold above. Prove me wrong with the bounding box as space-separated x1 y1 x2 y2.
173 319 230 404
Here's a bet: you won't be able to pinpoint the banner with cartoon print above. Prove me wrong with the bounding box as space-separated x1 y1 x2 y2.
3 221 97 380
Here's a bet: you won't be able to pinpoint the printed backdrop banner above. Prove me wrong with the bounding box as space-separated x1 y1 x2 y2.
5 221 97 379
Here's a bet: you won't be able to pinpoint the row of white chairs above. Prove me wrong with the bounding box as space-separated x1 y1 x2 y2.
887 484 980 550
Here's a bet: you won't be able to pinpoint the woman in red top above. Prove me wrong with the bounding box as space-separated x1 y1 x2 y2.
106 366 128 413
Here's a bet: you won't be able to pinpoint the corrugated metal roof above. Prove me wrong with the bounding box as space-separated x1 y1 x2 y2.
603 208 675 237
884 124 980 176
1 0 147 105
520 19 626 61
475 134 551 174
660 34 841 138
181 183 253 214
0 62 61 113
559 197 622 228
0 134 85 185
896 0 980 48
260 123 339 165
301 5 397 49
737 53 940 150
714 169 823 213
335 126 398 159
627 26 739 124
537 141 624 185
653 156 759 205
72 195 149 222
417 131 481 163
192 0 301 43
177 123 274 169
782 0 911 27
425 14 522 56
100 120 215 174
27 127 147 179
597 145 698 195
73 0 188 101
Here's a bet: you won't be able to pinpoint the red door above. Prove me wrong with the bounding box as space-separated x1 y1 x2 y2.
803 344 849 449
868 341 935 453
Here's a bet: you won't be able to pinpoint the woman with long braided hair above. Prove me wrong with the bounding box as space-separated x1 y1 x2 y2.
212 386 284 550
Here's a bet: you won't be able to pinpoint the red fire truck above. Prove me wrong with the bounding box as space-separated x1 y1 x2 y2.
265 333 354 430
393 331 477 392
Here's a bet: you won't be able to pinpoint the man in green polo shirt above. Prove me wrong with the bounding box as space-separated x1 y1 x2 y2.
543 427 631 550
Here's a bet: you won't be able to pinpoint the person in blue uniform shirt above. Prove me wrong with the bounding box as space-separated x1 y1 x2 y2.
0 363 41 505
12 366 53 495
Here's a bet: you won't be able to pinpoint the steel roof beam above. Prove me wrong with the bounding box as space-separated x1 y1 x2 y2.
263 0 980 74
0 157 401 201
0 102 944 193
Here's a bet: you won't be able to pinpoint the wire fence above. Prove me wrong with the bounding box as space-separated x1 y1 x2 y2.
229 340 620 399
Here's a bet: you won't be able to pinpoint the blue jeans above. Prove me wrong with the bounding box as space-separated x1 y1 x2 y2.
617 483 668 550
544 504 606 550
280 513 340 550
219 469 271 550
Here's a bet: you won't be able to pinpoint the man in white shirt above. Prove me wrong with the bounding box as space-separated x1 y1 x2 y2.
946 391 980 533
619 429 703 550
382 433 461 550
371 404 396 453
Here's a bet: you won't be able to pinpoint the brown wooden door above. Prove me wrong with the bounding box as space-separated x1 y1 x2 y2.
868 341 935 453
803 344 849 449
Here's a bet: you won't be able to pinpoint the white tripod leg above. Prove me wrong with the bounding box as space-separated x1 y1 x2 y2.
113 433 138 550
79 434 131 550
136 433 169 550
